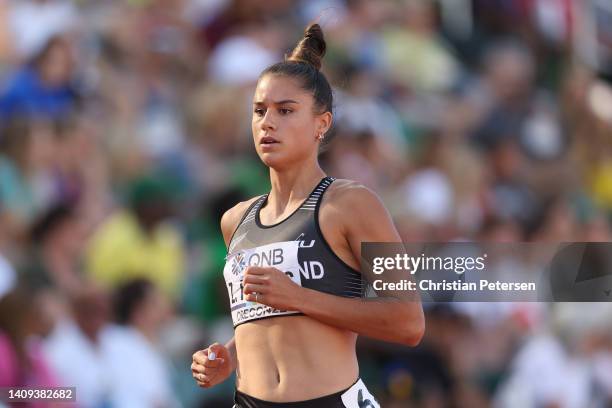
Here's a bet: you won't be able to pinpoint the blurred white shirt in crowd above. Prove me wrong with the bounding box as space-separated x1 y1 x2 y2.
8 0 77 58
495 333 592 408
44 321 180 408
402 168 454 225
43 320 113 408
208 36 278 86
0 254 15 299
103 325 180 408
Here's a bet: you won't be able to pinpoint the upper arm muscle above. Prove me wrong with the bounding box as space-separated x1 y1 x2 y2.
319 180 400 268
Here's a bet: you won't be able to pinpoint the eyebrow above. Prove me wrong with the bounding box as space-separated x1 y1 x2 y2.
253 99 299 105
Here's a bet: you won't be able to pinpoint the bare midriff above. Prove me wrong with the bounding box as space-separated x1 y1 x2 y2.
234 315 359 402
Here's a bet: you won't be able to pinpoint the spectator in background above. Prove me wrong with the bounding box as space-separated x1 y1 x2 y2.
381 0 460 93
0 35 78 120
523 195 577 242
467 39 537 125
22 200 87 295
50 115 111 224
43 285 113 408
336 64 405 147
207 20 281 86
104 278 178 408
0 117 57 242
0 0 16 67
483 138 538 225
0 285 57 392
470 40 570 195
86 175 186 300
495 303 612 408
5 0 77 60
398 132 456 238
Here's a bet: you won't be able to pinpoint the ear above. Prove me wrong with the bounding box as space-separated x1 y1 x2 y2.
315 111 333 138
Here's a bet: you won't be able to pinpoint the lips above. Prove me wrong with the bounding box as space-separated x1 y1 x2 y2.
260 136 279 145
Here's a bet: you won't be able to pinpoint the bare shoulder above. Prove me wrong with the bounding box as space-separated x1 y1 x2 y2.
322 178 399 242
323 179 386 213
220 196 261 247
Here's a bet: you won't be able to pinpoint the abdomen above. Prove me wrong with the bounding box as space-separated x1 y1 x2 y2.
234 315 359 402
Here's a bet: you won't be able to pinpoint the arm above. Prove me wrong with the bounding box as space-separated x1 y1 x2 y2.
311 184 424 344
243 183 425 346
216 197 260 361
296 287 423 346
191 198 258 387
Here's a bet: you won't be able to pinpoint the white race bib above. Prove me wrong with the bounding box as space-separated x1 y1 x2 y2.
223 241 302 326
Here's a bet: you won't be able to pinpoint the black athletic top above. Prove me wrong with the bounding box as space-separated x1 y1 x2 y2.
223 177 364 327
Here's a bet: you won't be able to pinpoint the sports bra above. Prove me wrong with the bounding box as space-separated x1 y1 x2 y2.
223 177 364 327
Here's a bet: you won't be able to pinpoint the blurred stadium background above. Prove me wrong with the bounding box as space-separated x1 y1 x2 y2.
0 0 612 407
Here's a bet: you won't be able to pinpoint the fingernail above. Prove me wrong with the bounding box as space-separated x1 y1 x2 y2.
209 351 216 361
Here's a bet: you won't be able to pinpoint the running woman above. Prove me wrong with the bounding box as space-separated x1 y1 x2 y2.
191 23 425 408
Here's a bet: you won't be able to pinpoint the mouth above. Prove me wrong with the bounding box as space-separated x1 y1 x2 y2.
260 136 279 145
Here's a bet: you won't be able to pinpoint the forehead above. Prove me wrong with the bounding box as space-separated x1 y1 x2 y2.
253 75 311 104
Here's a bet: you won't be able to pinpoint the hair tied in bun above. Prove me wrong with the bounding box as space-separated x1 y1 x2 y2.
287 23 326 71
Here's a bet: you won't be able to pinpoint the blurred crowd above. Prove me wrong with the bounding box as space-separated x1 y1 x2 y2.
0 0 612 407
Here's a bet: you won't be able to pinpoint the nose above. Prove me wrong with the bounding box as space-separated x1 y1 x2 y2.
260 110 277 132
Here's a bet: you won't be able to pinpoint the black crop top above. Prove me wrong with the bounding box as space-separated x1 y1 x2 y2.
223 177 364 327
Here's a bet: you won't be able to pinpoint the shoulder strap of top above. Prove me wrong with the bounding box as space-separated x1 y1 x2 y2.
239 195 268 225
299 176 335 211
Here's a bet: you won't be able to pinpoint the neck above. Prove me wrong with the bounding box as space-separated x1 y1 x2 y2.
133 212 157 236
132 321 157 344
267 163 325 215
81 327 99 345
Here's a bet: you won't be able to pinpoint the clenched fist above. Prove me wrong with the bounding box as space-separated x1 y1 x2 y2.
191 342 233 388
242 266 305 311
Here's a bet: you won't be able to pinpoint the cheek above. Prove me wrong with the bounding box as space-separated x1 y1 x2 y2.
285 113 317 141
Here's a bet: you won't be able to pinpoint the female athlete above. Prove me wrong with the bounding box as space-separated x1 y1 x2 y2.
191 23 425 408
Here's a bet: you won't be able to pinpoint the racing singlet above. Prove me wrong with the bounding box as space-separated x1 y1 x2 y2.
223 177 365 327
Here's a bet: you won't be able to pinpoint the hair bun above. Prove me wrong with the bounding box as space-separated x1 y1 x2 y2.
287 23 326 70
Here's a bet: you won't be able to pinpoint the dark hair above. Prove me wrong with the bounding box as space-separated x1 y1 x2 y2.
0 284 45 371
0 117 32 167
114 278 153 325
0 117 69 168
29 35 69 71
29 201 76 245
260 24 333 116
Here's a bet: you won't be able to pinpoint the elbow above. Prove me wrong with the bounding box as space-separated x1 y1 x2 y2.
399 308 425 347
402 322 425 346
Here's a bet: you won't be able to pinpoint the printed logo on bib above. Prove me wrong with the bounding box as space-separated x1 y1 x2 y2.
223 241 302 326
231 252 246 277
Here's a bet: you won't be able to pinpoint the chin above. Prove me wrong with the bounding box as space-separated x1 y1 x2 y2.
260 155 285 169
258 151 292 170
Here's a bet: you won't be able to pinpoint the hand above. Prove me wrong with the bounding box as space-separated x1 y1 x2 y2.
191 343 233 388
242 266 304 311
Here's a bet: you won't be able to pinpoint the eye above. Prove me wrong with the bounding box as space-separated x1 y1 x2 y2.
279 108 292 115
254 108 265 117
